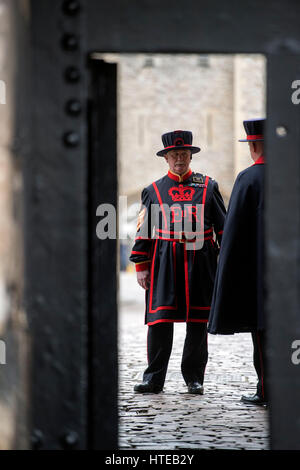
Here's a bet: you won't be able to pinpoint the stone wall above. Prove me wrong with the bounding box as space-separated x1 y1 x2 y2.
233 54 266 175
102 52 266 206
0 0 29 450
118 54 235 203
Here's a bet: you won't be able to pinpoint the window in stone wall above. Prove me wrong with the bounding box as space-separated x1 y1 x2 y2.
206 112 214 148
137 114 145 147
198 55 210 68
143 56 154 68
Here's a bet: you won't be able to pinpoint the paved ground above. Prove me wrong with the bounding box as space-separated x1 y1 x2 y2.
118 272 269 450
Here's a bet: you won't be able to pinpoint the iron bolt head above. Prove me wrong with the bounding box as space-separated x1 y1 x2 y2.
65 99 82 116
31 429 44 449
64 66 81 83
62 0 81 16
61 33 79 51
62 431 79 448
276 126 288 137
63 131 80 147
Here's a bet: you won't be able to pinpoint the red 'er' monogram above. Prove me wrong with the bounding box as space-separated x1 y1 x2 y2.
171 205 200 223
168 184 195 202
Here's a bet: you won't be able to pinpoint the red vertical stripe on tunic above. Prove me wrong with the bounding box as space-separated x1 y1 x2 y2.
152 181 168 229
201 176 209 230
149 239 158 312
184 244 190 320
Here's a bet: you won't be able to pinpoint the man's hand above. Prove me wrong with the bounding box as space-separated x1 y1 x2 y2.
137 269 150 290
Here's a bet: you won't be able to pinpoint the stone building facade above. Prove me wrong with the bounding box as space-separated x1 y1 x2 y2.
100 53 266 260
108 53 266 204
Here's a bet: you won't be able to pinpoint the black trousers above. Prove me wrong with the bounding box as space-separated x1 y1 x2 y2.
251 330 268 400
143 322 208 388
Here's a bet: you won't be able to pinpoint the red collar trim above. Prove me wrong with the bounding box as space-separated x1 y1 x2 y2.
253 155 265 165
247 134 263 141
167 168 192 182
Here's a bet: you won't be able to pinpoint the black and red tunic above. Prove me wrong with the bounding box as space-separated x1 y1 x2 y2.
129 168 226 326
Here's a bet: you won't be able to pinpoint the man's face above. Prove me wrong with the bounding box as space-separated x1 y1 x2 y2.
164 149 192 175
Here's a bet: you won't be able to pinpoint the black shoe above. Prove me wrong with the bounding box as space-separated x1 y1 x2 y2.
134 381 163 394
187 382 204 395
241 393 267 406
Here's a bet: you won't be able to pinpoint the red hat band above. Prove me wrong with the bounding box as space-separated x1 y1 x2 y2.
247 134 263 141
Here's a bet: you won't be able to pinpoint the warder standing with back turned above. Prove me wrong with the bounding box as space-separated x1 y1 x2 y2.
208 118 267 406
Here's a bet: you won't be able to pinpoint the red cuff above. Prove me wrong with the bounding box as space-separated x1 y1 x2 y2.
135 261 151 272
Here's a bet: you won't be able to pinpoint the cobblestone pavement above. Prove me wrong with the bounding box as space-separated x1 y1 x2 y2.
118 272 270 451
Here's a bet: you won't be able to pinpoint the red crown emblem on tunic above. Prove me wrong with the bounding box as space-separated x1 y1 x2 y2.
168 184 195 202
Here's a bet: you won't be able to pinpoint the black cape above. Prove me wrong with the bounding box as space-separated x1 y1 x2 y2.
207 160 265 334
